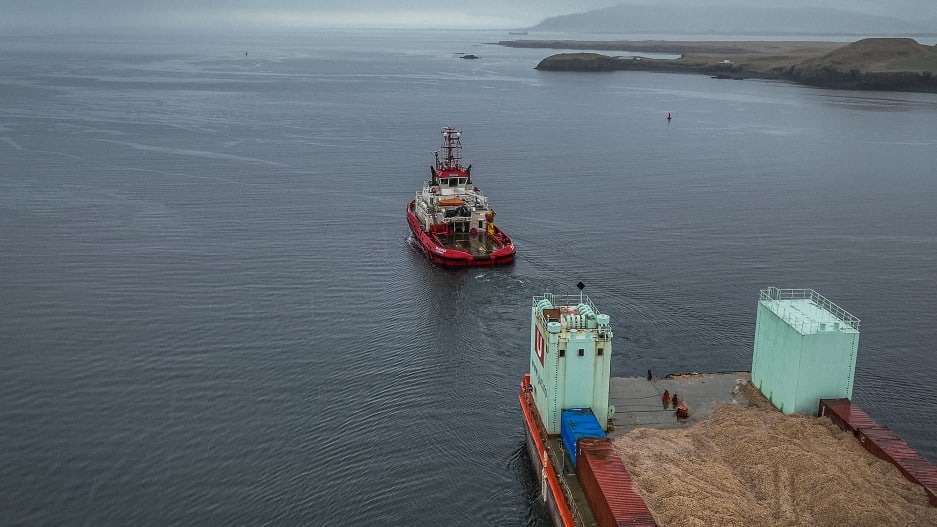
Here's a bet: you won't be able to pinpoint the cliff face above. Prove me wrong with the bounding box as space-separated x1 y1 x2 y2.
787 67 937 91
535 53 621 72
535 54 702 74
787 38 937 91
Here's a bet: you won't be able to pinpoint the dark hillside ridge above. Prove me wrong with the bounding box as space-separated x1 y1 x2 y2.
533 38 937 93
532 4 931 35
790 38 937 90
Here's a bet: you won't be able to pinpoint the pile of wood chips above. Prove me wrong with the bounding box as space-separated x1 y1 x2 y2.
615 405 937 526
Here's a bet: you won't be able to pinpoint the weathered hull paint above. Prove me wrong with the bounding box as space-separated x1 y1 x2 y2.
407 200 514 268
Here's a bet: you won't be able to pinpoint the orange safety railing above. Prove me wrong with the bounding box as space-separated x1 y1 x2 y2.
519 375 577 527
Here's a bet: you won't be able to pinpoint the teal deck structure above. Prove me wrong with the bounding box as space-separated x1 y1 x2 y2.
752 288 860 415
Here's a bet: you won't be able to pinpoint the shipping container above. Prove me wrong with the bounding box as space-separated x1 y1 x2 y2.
576 438 657 527
561 408 606 467
818 398 882 435
856 428 937 506
856 427 905 462
820 399 937 507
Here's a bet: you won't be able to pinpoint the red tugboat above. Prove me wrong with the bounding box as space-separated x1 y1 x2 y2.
407 127 515 267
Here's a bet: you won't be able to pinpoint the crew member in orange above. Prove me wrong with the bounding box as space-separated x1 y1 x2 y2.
676 404 689 420
661 390 671 408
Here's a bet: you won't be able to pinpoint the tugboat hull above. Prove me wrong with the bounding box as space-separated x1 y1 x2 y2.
407 127 514 268
407 201 514 267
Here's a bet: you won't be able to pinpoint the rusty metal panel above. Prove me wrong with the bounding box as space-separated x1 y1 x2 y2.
576 438 657 527
856 428 937 506
856 427 903 461
819 398 882 435
818 400 937 507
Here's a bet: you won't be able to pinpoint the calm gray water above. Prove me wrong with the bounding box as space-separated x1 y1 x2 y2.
1 28 936 526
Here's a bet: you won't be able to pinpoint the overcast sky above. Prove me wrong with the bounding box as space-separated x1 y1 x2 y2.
4 0 935 30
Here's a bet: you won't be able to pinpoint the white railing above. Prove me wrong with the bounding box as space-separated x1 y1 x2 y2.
760 287 860 332
533 293 600 323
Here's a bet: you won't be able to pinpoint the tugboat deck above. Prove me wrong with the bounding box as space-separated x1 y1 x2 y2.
440 232 500 255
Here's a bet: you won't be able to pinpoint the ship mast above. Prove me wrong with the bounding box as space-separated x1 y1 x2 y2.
437 127 463 171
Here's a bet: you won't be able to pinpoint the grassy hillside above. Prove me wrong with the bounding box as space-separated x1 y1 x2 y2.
796 38 937 72
525 38 937 92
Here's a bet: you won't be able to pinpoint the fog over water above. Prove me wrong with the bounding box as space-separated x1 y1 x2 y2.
3 0 936 29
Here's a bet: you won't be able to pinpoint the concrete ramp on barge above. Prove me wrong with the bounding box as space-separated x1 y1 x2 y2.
606 373 752 439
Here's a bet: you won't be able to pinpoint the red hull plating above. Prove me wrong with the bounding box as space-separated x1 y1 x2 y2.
407 200 515 267
519 375 577 527
820 398 937 507
520 375 658 526
818 398 881 435
577 439 657 527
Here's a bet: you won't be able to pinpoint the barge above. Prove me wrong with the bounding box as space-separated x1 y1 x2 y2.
520 286 937 526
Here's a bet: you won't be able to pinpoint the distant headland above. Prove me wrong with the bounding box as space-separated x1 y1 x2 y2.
499 38 937 93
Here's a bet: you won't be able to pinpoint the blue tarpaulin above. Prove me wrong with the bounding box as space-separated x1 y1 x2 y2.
561 408 606 467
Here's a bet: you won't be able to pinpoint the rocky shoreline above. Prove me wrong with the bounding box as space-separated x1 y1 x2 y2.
503 38 937 93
